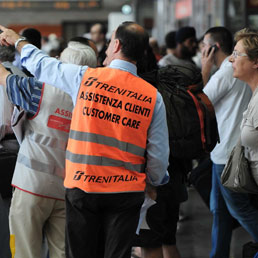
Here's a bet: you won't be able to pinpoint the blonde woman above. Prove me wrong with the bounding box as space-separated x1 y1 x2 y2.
229 29 258 185
225 28 258 247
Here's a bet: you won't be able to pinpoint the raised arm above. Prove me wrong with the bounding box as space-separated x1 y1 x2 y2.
0 25 87 104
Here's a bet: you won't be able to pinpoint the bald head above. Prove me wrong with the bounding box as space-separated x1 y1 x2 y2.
124 23 145 34
115 22 149 62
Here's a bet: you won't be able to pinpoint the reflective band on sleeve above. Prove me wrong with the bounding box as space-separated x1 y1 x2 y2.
25 129 67 150
69 130 145 157
66 150 145 173
17 153 65 177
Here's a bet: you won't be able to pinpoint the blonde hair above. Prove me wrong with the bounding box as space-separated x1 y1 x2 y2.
235 28 258 62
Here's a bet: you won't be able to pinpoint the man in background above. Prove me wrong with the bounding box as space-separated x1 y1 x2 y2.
90 23 107 66
159 26 198 67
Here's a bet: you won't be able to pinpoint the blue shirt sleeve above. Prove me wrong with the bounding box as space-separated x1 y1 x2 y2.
145 91 170 186
6 74 43 115
20 44 87 105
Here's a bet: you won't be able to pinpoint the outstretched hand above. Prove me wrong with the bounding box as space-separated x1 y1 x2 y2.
0 25 21 46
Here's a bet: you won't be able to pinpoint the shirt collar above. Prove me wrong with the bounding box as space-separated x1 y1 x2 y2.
109 59 137 76
220 56 230 68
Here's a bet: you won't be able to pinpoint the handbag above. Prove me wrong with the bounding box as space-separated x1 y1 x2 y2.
221 138 258 194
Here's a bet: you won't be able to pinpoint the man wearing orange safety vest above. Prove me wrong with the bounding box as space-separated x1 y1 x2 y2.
0 22 169 258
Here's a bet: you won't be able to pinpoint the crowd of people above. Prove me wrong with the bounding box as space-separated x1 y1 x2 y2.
0 20 258 258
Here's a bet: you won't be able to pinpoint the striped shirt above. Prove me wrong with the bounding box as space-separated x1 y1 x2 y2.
6 74 43 116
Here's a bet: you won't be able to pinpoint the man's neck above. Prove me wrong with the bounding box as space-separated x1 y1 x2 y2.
109 55 136 66
166 48 175 55
215 52 228 68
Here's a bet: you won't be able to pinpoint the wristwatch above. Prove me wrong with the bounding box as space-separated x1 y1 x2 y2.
14 36 27 49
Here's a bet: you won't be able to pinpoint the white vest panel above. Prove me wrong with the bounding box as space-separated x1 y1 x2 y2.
12 83 73 200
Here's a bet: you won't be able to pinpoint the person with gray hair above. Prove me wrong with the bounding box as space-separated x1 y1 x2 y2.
60 41 97 67
0 41 97 258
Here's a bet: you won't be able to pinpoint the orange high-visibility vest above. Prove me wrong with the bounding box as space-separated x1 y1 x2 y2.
64 67 157 193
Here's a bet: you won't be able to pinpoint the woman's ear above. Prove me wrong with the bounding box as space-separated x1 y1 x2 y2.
252 61 258 69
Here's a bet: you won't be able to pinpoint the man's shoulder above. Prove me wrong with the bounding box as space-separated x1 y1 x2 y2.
158 54 175 66
208 61 235 87
159 54 196 68
204 61 250 100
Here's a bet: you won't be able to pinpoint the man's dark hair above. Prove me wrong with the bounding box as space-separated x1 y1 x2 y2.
69 36 90 46
0 45 15 62
137 44 158 75
115 21 149 62
165 31 177 49
205 27 233 55
22 28 42 49
176 26 196 44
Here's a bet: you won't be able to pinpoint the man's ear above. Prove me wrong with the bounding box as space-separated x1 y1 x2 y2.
114 38 121 53
214 42 220 51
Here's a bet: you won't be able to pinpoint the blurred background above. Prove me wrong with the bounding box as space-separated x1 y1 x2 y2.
0 0 256 48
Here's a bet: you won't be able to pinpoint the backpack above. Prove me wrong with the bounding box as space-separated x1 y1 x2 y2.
156 64 219 159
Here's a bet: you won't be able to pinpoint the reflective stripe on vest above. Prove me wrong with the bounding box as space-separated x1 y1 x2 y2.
66 150 145 173
25 129 68 151
69 130 145 157
17 153 64 178
64 67 157 193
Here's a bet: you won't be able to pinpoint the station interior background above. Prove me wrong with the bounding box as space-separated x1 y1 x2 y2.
0 0 257 47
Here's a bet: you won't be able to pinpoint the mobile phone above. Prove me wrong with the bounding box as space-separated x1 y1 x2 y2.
208 44 218 55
